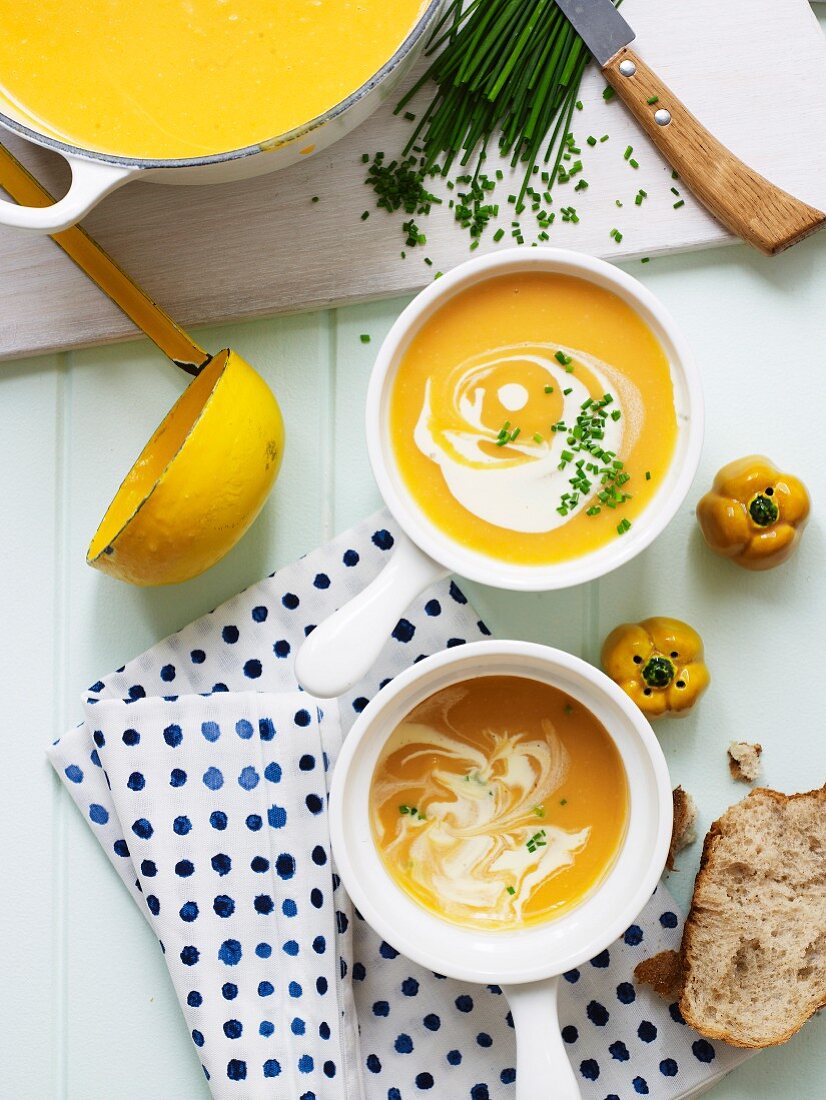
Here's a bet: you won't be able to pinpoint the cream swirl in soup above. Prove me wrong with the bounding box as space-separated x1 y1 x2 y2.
370 676 629 930
413 342 642 533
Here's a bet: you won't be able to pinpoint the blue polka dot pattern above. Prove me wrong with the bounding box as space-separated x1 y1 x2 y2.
624 924 644 946
51 514 744 1100
616 982 636 1004
638 1019 658 1043
580 1058 600 1081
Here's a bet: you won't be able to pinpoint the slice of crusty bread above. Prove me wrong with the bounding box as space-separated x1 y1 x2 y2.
637 786 826 1048
667 785 697 871
727 741 762 783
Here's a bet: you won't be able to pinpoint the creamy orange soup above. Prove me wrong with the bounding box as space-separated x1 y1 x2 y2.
0 1 425 158
390 272 678 565
370 676 629 930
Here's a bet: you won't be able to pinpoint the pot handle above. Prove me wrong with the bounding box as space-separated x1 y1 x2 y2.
503 978 581 1100
0 151 133 233
295 530 448 699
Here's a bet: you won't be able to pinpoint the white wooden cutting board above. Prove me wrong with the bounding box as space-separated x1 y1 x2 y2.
1 0 824 361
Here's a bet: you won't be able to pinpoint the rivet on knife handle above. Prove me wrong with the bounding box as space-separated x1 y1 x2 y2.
603 46 825 255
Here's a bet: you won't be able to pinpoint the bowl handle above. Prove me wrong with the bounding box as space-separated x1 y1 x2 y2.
503 977 581 1100
0 151 133 233
295 529 448 699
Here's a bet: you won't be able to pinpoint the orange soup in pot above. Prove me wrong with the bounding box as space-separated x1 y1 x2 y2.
0 0 426 159
389 271 678 566
370 675 629 930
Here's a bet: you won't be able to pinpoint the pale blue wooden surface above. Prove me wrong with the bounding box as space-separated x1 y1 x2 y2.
2 232 825 1095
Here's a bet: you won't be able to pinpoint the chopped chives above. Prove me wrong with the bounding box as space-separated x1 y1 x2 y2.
493 227 505 242
624 145 633 160
506 885 516 896
359 334 371 344
673 199 685 209
533 433 543 444
544 385 554 394
603 86 616 101
555 351 573 366
311 195 319 203
646 95 659 105
360 210 370 220
645 470 651 480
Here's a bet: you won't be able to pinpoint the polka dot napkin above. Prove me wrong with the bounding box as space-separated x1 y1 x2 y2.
49 511 750 1099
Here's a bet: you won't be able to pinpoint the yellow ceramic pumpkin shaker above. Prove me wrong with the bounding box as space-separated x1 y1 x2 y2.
696 455 810 570
601 616 710 719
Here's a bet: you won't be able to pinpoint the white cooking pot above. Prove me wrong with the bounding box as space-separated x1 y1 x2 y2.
330 639 673 1100
296 246 704 699
0 0 442 234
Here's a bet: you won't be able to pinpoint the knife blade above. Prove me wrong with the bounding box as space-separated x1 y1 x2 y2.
554 0 634 67
553 0 824 254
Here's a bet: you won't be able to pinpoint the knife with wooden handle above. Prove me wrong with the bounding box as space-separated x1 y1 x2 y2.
555 0 825 254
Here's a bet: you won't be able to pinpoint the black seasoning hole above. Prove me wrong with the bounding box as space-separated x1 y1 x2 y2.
765 487 774 496
643 687 652 696
676 680 686 689
670 651 679 658
633 655 643 664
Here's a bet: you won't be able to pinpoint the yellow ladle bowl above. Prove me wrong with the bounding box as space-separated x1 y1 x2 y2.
87 349 284 585
0 143 284 585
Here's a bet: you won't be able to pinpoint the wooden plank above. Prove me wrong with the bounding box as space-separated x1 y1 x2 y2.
0 0 824 361
593 244 826 918
0 354 65 1097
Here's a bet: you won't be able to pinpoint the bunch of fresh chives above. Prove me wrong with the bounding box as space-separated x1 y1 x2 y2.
397 0 593 202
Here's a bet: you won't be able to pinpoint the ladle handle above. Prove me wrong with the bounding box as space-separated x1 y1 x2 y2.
295 530 448 698
0 142 209 376
503 978 581 1100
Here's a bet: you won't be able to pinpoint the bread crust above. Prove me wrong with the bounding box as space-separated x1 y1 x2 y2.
634 950 683 999
667 785 697 871
678 786 826 1048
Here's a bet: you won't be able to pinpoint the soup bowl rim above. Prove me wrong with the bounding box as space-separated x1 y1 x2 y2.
365 245 704 591
0 0 444 169
329 638 673 985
